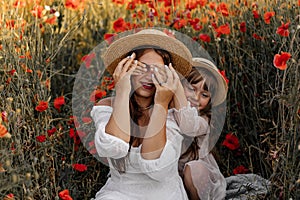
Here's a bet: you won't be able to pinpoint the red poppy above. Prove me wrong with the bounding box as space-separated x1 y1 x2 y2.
126 1 136 9
199 34 211 43
162 29 175 38
89 148 97 154
233 165 249 175
0 124 9 138
13 0 26 8
89 141 95 147
173 19 187 30
54 96 65 111
252 33 262 40
76 130 86 138
189 18 202 31
218 70 229 84
113 18 128 32
222 133 240 150
45 16 57 24
90 89 107 102
263 12 275 24
82 117 92 124
6 20 15 29
4 193 14 200
216 2 229 16
239 22 246 33
215 24 230 37
47 127 57 136
31 5 44 18
273 52 291 70
69 128 75 138
72 163 87 172
113 0 125 4
185 1 197 10
103 33 116 45
164 0 180 7
198 0 207 7
8 69 16 76
65 0 81 10
2 111 8 123
276 22 290 37
252 10 260 19
59 189 73 200
209 2 216 9
81 52 96 69
35 101 48 112
36 135 46 143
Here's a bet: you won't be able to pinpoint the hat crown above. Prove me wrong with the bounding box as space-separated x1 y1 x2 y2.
136 29 168 36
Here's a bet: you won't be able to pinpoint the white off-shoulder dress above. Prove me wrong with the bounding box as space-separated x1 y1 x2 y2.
175 105 227 200
91 105 189 200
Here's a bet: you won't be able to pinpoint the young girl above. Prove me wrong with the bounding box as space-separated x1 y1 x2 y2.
91 29 193 200
177 57 228 200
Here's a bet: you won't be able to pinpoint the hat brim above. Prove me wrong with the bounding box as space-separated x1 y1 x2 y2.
192 58 228 106
103 29 192 77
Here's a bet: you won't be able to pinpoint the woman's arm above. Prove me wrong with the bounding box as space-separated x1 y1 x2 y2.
141 64 176 160
103 54 137 143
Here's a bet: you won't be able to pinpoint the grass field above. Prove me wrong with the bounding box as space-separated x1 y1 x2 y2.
0 0 299 199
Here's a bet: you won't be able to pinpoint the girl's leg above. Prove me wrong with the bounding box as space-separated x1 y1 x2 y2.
183 161 215 200
183 165 200 200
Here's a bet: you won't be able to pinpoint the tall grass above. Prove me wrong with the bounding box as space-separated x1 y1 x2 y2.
0 0 299 199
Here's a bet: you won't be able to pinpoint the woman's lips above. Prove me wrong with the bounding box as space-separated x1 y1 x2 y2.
142 82 154 90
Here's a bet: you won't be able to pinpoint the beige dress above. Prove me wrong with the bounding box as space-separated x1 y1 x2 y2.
174 105 226 200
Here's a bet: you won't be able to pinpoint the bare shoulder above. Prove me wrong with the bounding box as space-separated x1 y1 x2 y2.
95 97 113 107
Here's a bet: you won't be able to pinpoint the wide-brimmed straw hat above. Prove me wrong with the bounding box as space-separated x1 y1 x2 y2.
192 57 228 106
103 29 192 77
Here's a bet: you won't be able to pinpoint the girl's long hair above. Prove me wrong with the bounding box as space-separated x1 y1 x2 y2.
179 67 217 161
111 47 171 173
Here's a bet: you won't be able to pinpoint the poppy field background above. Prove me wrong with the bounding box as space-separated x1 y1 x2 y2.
0 0 299 199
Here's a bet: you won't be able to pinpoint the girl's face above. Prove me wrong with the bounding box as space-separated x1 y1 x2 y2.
184 80 211 111
131 49 164 98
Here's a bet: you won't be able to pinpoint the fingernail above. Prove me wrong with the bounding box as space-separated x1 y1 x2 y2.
134 60 138 64
154 67 158 72
165 65 168 68
130 53 135 58
127 56 130 59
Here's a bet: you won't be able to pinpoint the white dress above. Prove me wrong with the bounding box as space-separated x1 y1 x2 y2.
175 105 227 200
91 105 189 200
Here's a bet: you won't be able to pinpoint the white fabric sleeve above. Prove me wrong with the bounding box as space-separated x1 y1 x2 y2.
173 102 209 137
138 120 183 182
91 106 129 159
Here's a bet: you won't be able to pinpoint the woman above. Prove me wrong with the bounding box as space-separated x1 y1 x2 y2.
91 29 193 200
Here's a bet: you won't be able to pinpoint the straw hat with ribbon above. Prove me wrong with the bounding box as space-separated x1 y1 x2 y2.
103 29 193 77
192 57 228 106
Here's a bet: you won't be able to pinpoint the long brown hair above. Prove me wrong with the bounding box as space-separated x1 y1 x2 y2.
179 67 217 161
111 47 171 173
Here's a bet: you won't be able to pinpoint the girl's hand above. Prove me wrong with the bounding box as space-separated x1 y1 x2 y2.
152 63 179 107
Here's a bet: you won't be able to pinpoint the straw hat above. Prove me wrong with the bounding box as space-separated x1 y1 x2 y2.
192 57 228 106
103 29 192 77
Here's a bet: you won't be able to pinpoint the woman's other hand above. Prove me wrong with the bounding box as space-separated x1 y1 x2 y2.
152 63 180 108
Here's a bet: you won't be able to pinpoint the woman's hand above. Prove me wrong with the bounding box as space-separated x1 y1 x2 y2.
152 63 180 108
113 53 137 93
